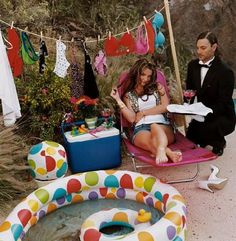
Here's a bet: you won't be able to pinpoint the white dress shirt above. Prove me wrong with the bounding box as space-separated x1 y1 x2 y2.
199 57 215 86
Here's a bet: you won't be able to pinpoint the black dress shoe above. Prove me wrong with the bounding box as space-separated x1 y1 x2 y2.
212 146 224 156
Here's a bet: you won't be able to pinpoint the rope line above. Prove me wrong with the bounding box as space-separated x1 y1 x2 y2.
0 5 165 44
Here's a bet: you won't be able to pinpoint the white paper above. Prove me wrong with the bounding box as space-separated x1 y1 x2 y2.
167 102 213 116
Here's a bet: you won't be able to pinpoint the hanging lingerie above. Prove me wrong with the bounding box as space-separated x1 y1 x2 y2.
83 52 99 99
53 40 70 78
135 25 148 55
70 44 84 98
144 19 155 54
20 32 39 64
104 32 136 56
39 39 48 74
94 50 107 75
152 12 165 49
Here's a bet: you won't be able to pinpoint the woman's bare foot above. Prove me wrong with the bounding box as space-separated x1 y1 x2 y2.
156 147 168 164
166 148 182 163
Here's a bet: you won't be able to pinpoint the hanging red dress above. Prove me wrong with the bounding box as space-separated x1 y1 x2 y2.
7 28 23 77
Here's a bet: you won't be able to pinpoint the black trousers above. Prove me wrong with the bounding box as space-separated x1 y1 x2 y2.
186 117 234 148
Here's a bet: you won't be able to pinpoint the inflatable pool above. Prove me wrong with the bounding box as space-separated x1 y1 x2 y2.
0 170 187 241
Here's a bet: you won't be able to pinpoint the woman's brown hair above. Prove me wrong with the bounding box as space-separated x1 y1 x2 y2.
118 58 161 99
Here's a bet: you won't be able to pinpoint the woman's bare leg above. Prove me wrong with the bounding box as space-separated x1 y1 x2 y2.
150 124 170 164
162 126 182 162
133 131 156 154
133 125 182 164
166 148 182 162
151 124 182 164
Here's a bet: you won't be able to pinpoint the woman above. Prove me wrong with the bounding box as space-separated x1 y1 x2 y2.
110 58 182 164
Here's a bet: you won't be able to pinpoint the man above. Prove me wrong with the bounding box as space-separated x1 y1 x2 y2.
186 31 235 156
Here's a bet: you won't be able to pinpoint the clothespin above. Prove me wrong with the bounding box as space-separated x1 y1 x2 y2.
108 31 111 40
71 37 74 42
59 35 62 41
83 38 88 53
126 27 130 34
143 16 148 23
97 34 101 46
154 9 159 14
10 21 14 29
40 31 43 40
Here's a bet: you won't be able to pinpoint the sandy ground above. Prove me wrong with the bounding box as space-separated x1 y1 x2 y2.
1 130 235 241
123 131 236 241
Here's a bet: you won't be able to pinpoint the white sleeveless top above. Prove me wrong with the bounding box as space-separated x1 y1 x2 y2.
135 94 169 127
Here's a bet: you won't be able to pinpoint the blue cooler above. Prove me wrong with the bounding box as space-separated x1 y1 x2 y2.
62 124 121 173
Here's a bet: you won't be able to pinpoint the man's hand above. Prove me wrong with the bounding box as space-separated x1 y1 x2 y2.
191 115 205 122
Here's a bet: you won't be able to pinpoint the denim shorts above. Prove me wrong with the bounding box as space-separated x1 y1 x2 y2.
132 123 170 144
132 124 152 143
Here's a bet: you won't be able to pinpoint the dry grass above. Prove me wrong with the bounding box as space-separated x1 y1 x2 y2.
0 116 36 213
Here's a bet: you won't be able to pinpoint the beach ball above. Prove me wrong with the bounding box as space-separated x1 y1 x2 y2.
27 141 68 181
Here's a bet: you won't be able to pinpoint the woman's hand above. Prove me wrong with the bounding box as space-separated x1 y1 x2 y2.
135 111 145 123
110 86 121 102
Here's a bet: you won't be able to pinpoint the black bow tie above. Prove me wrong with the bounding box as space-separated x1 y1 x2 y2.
199 63 210 68
199 60 213 68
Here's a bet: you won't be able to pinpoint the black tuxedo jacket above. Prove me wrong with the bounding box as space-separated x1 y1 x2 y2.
186 56 235 135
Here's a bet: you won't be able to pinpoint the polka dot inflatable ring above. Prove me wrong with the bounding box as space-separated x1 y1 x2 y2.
0 170 187 241
80 208 153 240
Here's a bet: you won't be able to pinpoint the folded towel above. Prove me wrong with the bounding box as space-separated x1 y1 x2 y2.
191 115 205 122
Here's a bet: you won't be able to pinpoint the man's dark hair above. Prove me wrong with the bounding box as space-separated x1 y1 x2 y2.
197 31 221 56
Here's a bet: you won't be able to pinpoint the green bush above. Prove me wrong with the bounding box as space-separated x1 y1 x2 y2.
17 62 72 140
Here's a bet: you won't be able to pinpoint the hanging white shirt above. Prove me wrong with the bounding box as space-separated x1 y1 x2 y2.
199 57 215 86
0 30 21 126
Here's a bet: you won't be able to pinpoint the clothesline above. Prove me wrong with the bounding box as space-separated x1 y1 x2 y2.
0 5 165 44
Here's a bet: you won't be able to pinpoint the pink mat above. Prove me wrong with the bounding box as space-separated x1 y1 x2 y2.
123 131 217 167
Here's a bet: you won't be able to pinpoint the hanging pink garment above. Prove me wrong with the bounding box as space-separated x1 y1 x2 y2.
7 28 23 77
135 25 148 55
94 50 107 75
0 30 21 126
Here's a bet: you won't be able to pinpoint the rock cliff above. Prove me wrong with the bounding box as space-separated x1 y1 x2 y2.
168 0 236 77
